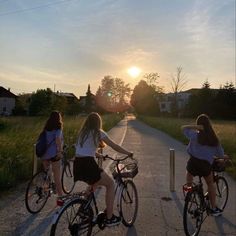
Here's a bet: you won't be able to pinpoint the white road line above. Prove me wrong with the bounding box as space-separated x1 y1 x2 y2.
104 118 128 172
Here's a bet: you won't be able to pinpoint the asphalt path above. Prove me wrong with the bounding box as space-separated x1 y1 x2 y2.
0 115 235 236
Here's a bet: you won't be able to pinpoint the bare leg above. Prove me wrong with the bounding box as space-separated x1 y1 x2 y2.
42 160 50 171
51 160 63 197
204 172 216 208
92 171 115 219
186 171 193 186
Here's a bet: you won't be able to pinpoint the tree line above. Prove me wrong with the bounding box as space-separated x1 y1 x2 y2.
13 72 236 120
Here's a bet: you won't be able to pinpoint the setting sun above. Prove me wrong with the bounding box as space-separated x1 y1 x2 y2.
127 66 141 78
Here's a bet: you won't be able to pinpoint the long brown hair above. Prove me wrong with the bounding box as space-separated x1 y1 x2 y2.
196 114 219 146
44 111 63 131
78 112 102 147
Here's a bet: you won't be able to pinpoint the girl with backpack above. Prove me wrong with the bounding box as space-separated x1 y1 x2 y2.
41 111 64 203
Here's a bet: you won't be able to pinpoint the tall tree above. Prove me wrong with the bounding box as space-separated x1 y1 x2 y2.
96 76 131 112
143 72 163 93
85 84 93 112
170 66 188 115
29 88 54 116
213 81 236 119
130 80 159 115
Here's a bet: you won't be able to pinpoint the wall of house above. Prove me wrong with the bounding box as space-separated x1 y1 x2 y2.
0 97 15 115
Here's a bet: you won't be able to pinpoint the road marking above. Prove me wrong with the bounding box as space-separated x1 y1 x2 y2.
104 118 128 172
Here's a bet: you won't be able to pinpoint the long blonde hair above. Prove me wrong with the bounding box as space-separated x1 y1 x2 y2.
78 112 102 147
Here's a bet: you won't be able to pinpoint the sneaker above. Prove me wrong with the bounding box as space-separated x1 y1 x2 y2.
210 207 222 217
105 214 121 227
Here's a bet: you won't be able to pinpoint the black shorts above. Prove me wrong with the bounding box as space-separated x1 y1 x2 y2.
73 156 103 185
187 155 212 177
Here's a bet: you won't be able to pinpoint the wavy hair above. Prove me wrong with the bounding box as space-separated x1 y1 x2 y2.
196 114 219 146
78 112 102 147
44 111 63 131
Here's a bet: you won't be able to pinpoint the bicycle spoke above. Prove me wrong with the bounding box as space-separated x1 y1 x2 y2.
120 180 138 227
183 191 203 236
215 176 228 210
62 161 75 194
25 171 50 214
50 199 93 236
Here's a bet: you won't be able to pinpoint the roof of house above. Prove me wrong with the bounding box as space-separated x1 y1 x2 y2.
56 92 78 99
0 86 17 98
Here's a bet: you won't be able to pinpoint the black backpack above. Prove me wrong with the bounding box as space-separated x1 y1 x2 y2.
35 131 54 158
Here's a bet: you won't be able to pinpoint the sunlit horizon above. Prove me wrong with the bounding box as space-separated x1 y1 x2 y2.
127 66 141 79
0 0 235 97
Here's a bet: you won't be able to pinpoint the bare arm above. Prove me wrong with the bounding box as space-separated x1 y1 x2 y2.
102 136 132 156
56 136 63 155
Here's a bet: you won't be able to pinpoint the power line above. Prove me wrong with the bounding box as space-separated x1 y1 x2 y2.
0 0 73 17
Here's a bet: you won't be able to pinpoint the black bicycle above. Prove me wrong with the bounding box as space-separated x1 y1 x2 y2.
25 145 75 214
183 158 230 236
50 154 138 236
61 144 75 194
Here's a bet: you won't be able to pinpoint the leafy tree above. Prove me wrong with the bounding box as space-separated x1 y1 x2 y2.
130 80 159 115
143 72 163 93
29 88 54 116
185 80 214 117
96 76 131 112
213 82 236 119
13 94 31 115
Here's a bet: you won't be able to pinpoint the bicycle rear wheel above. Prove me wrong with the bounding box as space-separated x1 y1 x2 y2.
61 160 75 194
215 176 229 210
50 198 93 236
119 179 138 227
25 171 50 214
183 191 203 236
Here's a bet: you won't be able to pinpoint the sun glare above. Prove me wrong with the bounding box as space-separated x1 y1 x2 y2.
127 66 141 78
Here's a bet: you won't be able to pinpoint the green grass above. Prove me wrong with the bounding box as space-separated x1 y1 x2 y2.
138 115 236 179
0 113 124 190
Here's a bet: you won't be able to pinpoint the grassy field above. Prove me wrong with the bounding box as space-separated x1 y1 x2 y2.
0 113 124 190
138 115 236 179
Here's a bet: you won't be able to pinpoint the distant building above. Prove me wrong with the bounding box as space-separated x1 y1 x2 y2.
159 89 197 113
55 91 79 104
0 86 17 115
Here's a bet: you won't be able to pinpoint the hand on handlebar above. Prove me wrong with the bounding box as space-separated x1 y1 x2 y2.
95 152 104 159
223 154 230 160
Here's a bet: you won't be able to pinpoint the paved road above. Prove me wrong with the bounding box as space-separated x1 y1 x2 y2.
0 115 235 236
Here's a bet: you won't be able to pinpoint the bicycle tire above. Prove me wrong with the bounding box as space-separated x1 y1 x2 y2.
183 191 203 236
119 179 138 227
61 160 75 194
25 171 50 214
50 198 94 236
215 176 229 211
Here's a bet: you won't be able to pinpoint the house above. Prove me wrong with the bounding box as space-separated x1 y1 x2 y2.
159 90 194 113
55 91 79 104
0 86 17 115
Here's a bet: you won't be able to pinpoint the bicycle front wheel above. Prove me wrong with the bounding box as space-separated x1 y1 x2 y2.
215 176 229 210
50 198 93 236
183 191 203 236
25 171 50 214
119 179 138 227
61 160 75 194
